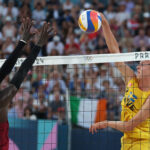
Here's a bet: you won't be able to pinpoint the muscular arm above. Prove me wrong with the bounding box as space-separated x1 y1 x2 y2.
100 14 135 84
0 44 41 113
0 40 26 83
90 96 150 133
108 96 150 132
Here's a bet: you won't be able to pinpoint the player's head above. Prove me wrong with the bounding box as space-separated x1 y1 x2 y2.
137 60 150 79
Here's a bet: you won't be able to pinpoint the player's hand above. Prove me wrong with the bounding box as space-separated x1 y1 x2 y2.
21 17 37 42
89 121 108 134
98 13 108 24
36 22 54 47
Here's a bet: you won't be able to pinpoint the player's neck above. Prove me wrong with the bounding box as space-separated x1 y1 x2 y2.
138 78 150 91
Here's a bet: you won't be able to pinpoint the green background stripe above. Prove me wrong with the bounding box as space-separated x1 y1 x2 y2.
70 96 80 124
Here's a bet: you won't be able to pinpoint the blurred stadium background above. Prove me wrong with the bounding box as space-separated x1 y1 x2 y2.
0 0 150 149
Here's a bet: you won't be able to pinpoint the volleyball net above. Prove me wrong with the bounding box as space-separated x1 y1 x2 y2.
0 51 148 67
6 51 150 150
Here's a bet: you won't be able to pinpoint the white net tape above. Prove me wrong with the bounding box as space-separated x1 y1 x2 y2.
0 51 149 67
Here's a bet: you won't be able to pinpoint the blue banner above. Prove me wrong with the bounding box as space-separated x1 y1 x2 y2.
8 118 57 150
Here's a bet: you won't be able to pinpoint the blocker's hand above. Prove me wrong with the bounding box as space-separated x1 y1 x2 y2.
89 121 108 134
36 22 54 47
21 17 36 42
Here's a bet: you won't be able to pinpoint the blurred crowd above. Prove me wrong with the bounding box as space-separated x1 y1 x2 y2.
0 0 150 123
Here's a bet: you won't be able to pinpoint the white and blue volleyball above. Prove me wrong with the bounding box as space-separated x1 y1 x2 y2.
78 10 102 33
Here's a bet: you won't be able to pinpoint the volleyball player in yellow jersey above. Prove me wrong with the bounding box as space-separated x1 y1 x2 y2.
89 13 150 150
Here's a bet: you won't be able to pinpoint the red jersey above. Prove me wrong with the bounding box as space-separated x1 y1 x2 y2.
0 121 9 150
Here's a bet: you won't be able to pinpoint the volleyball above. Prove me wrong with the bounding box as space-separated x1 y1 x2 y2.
78 10 102 33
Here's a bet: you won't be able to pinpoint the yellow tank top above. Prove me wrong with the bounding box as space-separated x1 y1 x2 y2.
121 78 150 139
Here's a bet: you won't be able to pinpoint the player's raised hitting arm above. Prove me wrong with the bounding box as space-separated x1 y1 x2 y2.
100 13 135 84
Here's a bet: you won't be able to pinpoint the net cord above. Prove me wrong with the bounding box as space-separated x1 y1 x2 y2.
0 51 149 67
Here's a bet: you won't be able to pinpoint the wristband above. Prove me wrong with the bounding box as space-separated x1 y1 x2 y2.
20 39 27 44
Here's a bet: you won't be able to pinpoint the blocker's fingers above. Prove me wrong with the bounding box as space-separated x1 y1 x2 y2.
20 23 24 31
28 20 34 30
40 22 47 36
25 17 30 29
47 27 53 33
27 19 32 30
22 18 25 29
45 22 48 31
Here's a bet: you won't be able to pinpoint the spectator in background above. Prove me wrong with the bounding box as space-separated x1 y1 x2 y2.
46 1 62 21
80 34 95 54
8 102 18 118
19 0 31 7
15 98 24 118
32 83 48 101
133 28 149 48
69 73 84 96
104 4 116 22
95 65 115 91
62 8 75 29
66 64 83 81
46 0 60 7
83 64 99 97
49 49 59 56
26 97 35 113
124 0 135 13
33 92 48 119
95 37 108 54
32 2 46 28
115 1 130 26
6 0 19 21
132 5 143 21
24 106 37 120
2 16 17 40
63 0 73 11
65 34 80 55
127 13 140 35
57 107 65 123
101 80 116 120
14 85 31 107
19 2 31 18
2 37 15 57
0 0 7 18
34 0 46 8
47 107 53 119
32 73 45 91
61 20 70 41
120 29 134 52
48 91 65 120
83 2 92 11
85 72 99 98
47 35 64 55
136 40 149 51
47 70 67 94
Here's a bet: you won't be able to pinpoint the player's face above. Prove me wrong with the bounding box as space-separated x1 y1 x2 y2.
137 61 150 79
